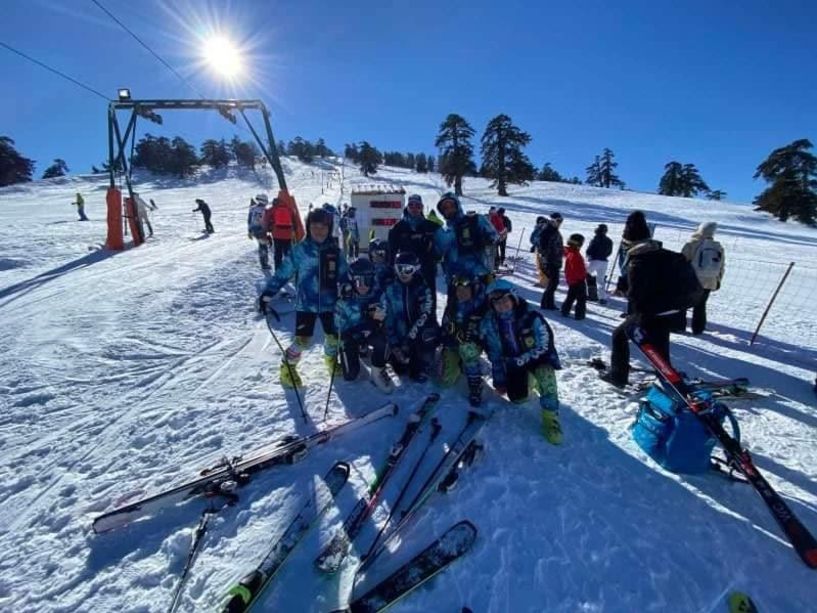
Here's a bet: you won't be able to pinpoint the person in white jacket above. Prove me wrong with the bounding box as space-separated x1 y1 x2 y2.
681 221 725 334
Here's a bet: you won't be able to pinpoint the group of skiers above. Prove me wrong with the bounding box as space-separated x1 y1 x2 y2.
258 192 564 445
246 194 301 271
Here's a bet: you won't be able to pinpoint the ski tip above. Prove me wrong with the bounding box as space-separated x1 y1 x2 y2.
805 547 817 569
727 591 758 613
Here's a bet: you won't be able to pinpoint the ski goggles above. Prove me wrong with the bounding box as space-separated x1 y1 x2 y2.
352 274 374 285
489 290 513 303
450 276 474 288
395 263 420 276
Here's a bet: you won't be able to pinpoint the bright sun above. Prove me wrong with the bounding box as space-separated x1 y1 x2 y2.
202 36 243 78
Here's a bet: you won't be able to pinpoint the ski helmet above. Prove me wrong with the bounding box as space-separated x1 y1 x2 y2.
349 257 375 290
486 278 518 306
307 208 333 235
368 238 388 261
255 193 269 206
437 192 460 219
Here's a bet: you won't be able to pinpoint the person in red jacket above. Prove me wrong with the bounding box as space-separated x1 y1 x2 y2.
561 233 588 320
263 197 296 271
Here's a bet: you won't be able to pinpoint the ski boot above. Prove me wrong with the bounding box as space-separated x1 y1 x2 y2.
324 354 339 376
279 361 304 389
540 410 563 445
370 367 395 394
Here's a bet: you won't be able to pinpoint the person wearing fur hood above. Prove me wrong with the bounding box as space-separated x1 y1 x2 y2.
681 221 725 334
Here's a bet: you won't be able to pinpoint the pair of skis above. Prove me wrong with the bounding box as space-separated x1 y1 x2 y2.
92 402 398 534
627 326 817 569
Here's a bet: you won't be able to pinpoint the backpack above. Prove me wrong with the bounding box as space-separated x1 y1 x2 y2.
273 205 293 230
661 249 705 311
692 239 724 288
631 383 739 474
454 214 485 255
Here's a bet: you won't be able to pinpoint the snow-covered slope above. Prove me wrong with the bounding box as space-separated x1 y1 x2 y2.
1 160 815 612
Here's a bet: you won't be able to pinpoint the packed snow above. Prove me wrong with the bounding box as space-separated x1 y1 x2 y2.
1 158 816 612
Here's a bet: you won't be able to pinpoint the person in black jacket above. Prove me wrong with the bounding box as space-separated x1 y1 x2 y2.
193 199 214 234
585 224 613 303
388 194 440 315
538 212 564 310
602 211 678 387
496 207 512 266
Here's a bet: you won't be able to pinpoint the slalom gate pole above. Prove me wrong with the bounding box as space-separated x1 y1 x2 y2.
750 261 794 345
264 310 309 424
323 349 338 423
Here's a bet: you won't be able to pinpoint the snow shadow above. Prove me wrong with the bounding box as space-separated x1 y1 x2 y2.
0 249 118 305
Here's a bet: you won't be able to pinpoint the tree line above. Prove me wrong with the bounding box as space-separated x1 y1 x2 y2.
1 130 815 225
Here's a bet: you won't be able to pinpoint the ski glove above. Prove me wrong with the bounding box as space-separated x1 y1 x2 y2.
258 290 276 315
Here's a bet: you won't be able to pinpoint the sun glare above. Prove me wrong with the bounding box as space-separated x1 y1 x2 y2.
202 36 243 78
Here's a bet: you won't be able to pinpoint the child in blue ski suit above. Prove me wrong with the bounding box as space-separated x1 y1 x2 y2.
434 192 499 283
334 258 393 393
438 275 488 406
259 208 348 388
383 252 439 382
368 238 393 293
481 279 563 444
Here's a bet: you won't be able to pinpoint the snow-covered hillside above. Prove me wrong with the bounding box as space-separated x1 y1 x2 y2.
1 159 816 612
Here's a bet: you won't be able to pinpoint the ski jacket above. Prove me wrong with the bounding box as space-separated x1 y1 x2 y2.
193 201 211 216
681 223 725 291
334 286 385 338
264 202 296 240
434 203 498 280
563 245 588 286
263 236 349 313
388 212 439 278
342 216 360 242
537 223 564 269
530 224 545 248
373 261 393 295
501 215 512 233
586 233 613 261
626 239 702 315
382 275 434 346
489 212 505 235
480 301 560 388
247 202 268 237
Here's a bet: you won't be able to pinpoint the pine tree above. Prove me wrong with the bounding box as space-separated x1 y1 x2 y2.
358 141 382 176
658 161 710 197
538 162 565 182
231 136 259 168
706 189 726 201
277 140 287 156
315 138 333 158
479 114 535 196
428 155 435 172
585 156 601 187
598 148 624 188
406 153 416 170
435 113 477 196
170 137 199 177
344 143 359 162
42 158 69 179
200 139 231 168
416 153 428 173
753 138 817 225
0 136 35 186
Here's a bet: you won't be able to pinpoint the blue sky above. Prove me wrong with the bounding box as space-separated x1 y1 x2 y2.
1 0 815 203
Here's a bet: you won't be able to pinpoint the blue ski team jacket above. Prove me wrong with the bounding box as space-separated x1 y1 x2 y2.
382 275 434 347
334 286 385 339
434 200 499 280
263 237 349 313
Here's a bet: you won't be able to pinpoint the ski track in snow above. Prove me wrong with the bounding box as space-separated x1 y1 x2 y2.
0 160 816 612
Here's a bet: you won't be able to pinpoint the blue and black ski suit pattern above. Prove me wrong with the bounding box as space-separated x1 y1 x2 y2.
434 199 498 281
481 300 561 411
382 275 438 375
335 285 388 379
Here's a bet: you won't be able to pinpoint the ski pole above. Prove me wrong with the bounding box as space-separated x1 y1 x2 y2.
322 347 338 423
264 310 309 424
509 228 525 274
167 509 213 613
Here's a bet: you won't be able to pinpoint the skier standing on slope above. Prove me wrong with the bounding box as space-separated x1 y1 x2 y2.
497 207 512 267
561 233 588 320
388 194 440 313
585 223 613 304
72 192 88 221
480 279 563 444
383 251 439 383
334 257 393 393
537 212 564 310
601 210 701 388
192 199 214 234
438 275 488 406
247 194 271 272
529 216 548 286
259 208 348 388
681 221 725 335
264 196 297 272
434 192 499 283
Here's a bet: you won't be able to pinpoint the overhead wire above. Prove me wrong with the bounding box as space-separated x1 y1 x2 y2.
0 40 109 101
89 0 206 99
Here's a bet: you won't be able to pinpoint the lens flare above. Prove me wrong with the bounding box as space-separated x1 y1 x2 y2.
202 36 243 78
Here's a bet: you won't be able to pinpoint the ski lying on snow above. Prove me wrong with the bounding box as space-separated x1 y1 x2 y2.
92 403 397 534
334 520 477 613
629 325 817 569
315 394 440 574
358 410 489 576
220 461 350 612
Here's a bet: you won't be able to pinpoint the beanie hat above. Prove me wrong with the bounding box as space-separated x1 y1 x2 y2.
255 193 269 205
595 224 608 234
550 212 563 222
622 210 651 242
407 194 423 205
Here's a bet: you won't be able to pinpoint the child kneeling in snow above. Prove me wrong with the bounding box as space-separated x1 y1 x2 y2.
480 279 563 444
334 257 393 393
